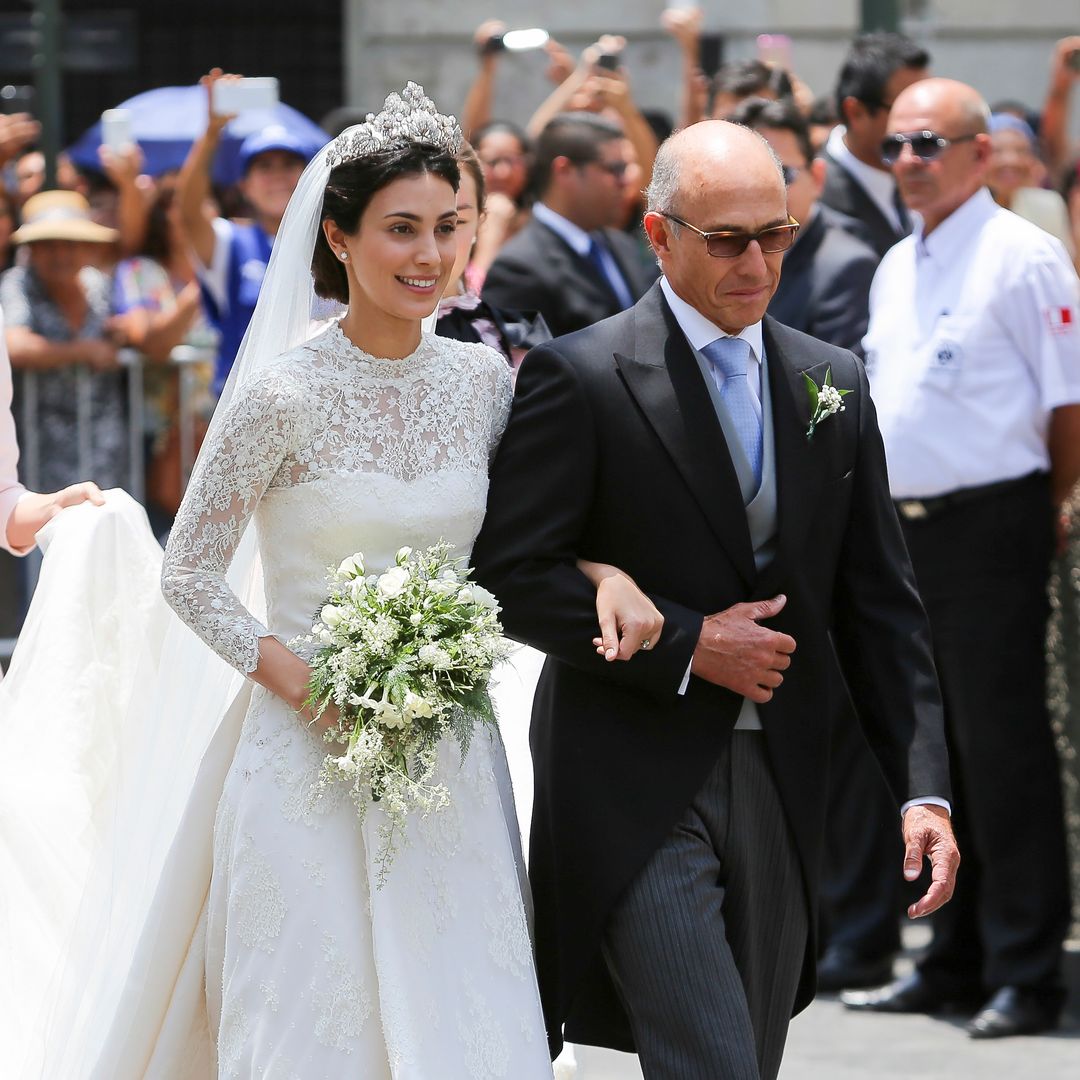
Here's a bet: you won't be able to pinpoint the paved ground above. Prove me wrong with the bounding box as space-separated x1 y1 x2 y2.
562 930 1080 1080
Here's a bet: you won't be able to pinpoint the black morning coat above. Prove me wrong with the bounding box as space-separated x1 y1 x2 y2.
471 283 950 1057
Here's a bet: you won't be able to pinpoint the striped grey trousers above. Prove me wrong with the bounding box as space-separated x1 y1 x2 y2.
602 732 808 1080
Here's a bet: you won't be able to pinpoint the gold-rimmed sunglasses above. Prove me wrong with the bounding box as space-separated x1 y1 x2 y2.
659 212 801 258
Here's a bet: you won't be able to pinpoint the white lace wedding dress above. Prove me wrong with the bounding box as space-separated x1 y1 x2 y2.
160 321 552 1078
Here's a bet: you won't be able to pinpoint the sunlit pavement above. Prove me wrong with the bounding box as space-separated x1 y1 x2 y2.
563 928 1079 1079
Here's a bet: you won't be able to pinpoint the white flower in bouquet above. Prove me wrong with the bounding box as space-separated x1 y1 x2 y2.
337 554 365 579
470 585 500 611
292 541 511 883
377 566 410 598
320 604 345 629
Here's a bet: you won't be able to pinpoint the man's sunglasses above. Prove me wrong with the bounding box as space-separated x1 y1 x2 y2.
571 157 629 179
660 213 800 258
880 130 978 166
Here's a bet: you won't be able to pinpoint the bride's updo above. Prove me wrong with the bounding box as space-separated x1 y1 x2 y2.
311 143 460 303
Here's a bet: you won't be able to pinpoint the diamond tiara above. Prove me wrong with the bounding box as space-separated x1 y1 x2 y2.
327 83 462 168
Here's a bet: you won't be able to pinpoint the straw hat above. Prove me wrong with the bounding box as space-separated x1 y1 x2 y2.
11 190 119 245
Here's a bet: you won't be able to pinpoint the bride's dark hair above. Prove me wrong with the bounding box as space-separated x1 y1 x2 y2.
312 142 460 302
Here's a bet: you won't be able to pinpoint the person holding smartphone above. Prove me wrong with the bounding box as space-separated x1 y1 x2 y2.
176 69 315 396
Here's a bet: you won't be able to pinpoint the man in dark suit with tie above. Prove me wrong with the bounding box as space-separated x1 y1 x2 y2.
482 113 657 338
822 33 929 260
734 96 878 356
472 120 958 1079
737 94 908 993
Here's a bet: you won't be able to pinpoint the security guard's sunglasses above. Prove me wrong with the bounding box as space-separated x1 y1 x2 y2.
660 213 801 258
880 129 978 166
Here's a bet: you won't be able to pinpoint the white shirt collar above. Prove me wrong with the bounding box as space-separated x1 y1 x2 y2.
914 187 998 262
826 125 902 232
660 276 764 362
532 202 591 256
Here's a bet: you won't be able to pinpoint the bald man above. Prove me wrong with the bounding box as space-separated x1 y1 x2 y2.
473 121 957 1078
844 79 1080 1038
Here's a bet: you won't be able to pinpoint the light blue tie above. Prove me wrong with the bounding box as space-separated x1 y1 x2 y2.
702 336 762 487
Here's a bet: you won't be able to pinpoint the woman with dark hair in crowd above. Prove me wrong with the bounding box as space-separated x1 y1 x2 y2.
0 85 657 1075
436 142 550 370
468 120 534 272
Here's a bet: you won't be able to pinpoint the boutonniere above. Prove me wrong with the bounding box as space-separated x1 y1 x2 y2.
802 366 853 440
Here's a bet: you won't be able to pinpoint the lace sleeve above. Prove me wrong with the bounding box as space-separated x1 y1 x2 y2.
161 364 306 674
487 352 514 462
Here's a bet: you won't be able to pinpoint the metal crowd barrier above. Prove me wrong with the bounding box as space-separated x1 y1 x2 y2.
1 344 215 664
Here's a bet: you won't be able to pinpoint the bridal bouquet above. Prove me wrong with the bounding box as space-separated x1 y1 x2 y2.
295 543 510 878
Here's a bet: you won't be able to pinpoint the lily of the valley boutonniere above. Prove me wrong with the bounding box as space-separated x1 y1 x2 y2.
803 366 853 440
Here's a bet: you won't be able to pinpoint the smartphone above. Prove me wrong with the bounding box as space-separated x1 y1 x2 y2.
213 77 280 116
101 109 133 151
596 51 621 72
757 33 793 71
699 33 724 80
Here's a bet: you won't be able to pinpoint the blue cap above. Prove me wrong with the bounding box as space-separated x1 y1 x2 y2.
238 125 315 173
989 113 1037 148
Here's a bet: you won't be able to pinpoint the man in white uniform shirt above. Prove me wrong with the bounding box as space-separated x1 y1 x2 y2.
845 78 1080 1039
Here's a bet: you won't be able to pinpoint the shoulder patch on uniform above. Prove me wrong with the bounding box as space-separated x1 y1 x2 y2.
1045 307 1075 335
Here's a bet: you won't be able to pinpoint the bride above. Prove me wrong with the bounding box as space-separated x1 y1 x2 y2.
2 85 662 1078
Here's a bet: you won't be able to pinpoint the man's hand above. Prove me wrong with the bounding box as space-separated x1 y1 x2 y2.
902 804 959 918
200 68 241 132
0 113 41 169
1050 36 1080 92
473 19 506 66
544 38 575 85
97 143 145 190
660 4 703 56
690 594 796 702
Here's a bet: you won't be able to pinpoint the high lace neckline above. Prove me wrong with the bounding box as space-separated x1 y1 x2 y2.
323 319 438 376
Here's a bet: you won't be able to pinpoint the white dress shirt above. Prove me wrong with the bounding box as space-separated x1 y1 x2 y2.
531 201 635 310
864 187 1080 499
826 125 904 234
660 277 764 410
0 308 31 556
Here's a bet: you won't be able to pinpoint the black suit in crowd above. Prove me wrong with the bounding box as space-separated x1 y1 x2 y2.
820 149 908 262
482 216 657 339
768 206 878 357
808 157 917 974
472 284 950 1063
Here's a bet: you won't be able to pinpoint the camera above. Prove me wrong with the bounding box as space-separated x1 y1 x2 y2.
0 84 34 117
482 28 549 56
595 51 621 72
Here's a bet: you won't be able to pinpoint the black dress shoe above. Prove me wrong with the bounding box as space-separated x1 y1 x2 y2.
966 987 1060 1039
841 971 980 1014
816 946 895 993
